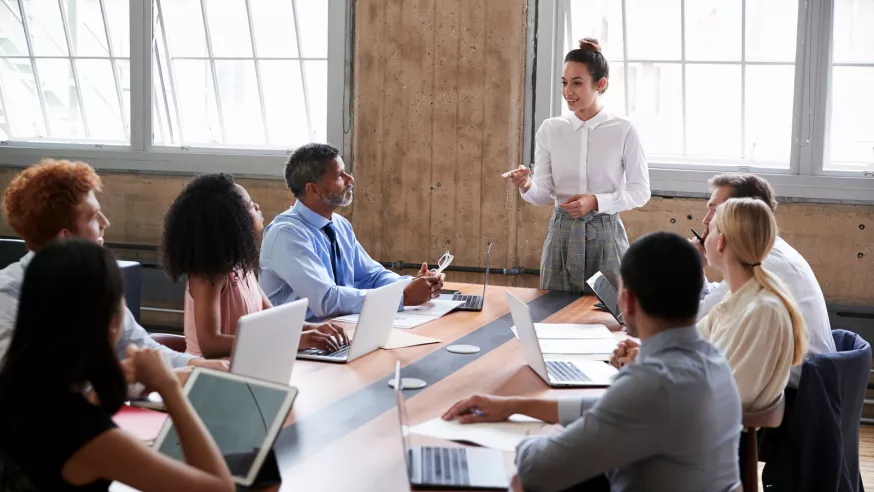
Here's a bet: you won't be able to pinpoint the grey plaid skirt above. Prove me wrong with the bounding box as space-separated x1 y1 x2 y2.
540 208 629 293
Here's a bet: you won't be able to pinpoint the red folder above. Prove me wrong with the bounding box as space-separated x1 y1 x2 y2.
113 405 168 443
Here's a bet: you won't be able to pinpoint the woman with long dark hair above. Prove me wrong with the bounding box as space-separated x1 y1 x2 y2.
0 240 233 491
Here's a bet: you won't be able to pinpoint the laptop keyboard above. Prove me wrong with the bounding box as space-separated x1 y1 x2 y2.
452 294 483 310
547 361 591 383
302 344 350 359
419 447 470 486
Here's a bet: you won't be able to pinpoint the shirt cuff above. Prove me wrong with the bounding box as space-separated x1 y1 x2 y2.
557 395 598 426
594 193 614 215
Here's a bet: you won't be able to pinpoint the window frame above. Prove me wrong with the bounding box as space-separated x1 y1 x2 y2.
0 0 352 177
527 0 874 203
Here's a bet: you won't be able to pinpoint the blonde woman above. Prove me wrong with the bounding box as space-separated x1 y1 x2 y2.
611 197 807 413
698 197 808 411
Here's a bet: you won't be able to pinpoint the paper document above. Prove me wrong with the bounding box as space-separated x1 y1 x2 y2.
344 328 441 349
335 299 463 329
538 338 619 355
511 323 613 340
410 414 547 452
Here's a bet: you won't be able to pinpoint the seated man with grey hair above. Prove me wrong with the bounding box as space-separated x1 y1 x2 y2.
260 143 444 321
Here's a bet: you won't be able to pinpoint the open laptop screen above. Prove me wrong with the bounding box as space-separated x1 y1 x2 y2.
586 271 622 324
154 369 297 486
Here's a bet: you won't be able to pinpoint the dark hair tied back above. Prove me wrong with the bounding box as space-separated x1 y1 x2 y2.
565 37 609 94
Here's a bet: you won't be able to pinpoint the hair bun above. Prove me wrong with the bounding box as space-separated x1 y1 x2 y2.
578 38 602 54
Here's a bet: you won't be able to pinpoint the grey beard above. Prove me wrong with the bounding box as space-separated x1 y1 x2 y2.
323 187 354 207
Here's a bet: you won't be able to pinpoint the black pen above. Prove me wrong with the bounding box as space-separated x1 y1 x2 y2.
691 229 704 244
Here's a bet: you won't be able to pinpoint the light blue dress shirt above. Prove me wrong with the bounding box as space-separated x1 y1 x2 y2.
515 326 742 492
260 200 406 320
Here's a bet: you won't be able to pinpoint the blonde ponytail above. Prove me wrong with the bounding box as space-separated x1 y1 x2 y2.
753 265 808 365
716 198 808 365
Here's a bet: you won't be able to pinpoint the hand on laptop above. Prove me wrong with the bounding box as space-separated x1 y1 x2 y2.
188 358 230 372
300 322 349 352
609 339 640 369
442 395 516 424
405 263 445 305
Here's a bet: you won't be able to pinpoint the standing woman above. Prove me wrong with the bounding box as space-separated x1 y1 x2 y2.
504 38 650 292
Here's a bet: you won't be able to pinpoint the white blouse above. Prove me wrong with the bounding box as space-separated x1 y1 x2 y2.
698 278 796 412
521 110 651 215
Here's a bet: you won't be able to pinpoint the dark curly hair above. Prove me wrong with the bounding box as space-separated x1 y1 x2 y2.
161 173 260 283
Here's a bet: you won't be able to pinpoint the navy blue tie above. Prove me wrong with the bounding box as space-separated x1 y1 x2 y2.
322 222 342 285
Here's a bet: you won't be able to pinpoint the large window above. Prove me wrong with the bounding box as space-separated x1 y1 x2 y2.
0 0 348 174
531 0 874 201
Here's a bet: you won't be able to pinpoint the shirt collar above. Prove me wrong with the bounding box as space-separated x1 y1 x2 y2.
19 251 34 270
715 277 762 315
570 109 610 131
638 325 701 359
292 200 332 230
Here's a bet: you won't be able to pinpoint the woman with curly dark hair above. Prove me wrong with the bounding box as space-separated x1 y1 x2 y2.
161 173 347 359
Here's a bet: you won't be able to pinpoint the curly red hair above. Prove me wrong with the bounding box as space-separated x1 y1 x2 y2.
4 159 102 250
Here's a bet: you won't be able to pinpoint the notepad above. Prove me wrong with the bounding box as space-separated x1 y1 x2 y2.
537 338 619 355
113 405 169 444
510 323 613 339
335 299 463 329
410 414 547 452
344 328 442 349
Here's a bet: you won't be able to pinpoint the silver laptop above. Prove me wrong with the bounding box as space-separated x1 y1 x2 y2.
152 368 298 487
507 292 618 388
439 242 491 312
296 280 407 363
230 298 308 385
393 362 509 490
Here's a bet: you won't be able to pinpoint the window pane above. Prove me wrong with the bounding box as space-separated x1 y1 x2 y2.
627 62 683 156
746 0 797 62
686 64 741 158
744 65 794 164
158 0 207 57
77 59 124 140
115 59 130 137
0 1 29 56
62 0 110 56
173 59 220 144
250 0 298 58
566 0 624 60
0 58 46 137
304 60 327 143
296 0 327 58
260 60 308 147
104 0 129 57
36 58 84 139
833 0 874 64
21 0 68 56
214 60 264 145
625 0 681 61
203 0 252 57
827 67 874 170
684 0 740 62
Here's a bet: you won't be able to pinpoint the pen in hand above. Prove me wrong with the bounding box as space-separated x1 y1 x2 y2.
691 228 704 244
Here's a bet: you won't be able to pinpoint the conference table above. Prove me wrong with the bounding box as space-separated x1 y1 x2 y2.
260 282 624 492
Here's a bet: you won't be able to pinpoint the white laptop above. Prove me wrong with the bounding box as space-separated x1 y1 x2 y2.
296 280 408 363
152 368 298 487
506 292 618 387
230 297 308 385
394 362 509 490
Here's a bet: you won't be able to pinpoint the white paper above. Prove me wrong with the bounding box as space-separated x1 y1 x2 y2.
510 323 614 340
334 299 464 329
410 415 547 452
538 338 619 355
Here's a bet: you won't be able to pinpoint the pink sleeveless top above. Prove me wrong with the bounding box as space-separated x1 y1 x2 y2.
183 270 263 357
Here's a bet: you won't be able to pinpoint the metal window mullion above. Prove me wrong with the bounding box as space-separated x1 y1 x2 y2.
97 0 128 140
680 0 687 156
244 0 270 144
621 0 630 115
291 0 314 140
619 59 796 66
152 38 175 143
155 0 185 144
56 0 90 138
740 0 746 159
16 0 51 136
198 0 227 143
